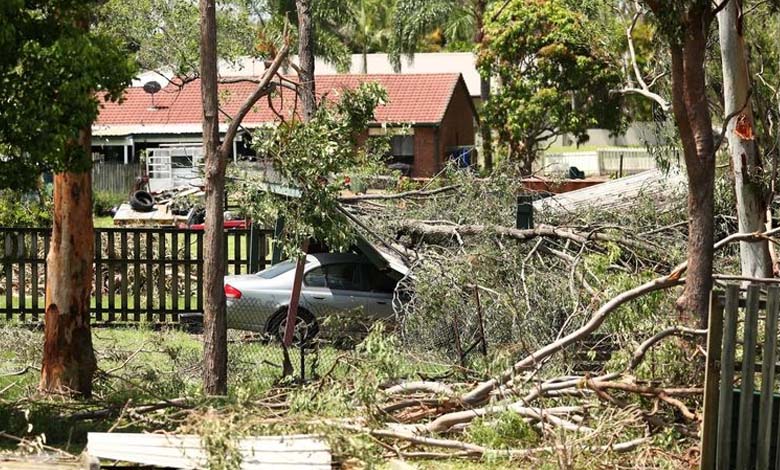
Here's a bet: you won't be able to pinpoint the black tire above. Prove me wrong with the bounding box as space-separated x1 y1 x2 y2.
267 308 319 346
130 190 155 212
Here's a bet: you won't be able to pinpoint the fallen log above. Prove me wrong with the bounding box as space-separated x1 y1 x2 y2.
420 403 589 434
397 221 662 256
339 185 459 202
383 381 456 397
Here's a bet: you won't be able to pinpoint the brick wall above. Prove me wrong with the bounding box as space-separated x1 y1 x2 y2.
412 128 438 178
438 80 476 161
411 79 476 177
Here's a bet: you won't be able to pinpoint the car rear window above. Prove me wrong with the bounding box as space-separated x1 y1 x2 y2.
256 261 296 279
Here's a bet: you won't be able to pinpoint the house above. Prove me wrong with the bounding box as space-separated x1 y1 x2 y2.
132 52 483 104
94 73 477 178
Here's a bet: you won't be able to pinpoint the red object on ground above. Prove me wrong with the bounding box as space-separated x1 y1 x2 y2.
521 177 607 194
181 219 248 230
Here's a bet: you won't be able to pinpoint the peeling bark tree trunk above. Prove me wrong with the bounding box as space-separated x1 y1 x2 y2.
200 0 228 395
667 16 716 327
296 0 316 120
40 129 97 396
718 0 772 278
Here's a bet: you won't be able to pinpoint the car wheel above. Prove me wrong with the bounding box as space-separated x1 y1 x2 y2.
267 308 319 346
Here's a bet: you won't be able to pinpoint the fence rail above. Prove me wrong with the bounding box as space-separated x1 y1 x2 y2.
541 148 655 177
0 226 274 323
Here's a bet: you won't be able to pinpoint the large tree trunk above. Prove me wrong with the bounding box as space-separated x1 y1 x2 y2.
200 0 228 395
40 129 97 397
668 19 716 327
718 0 772 278
474 0 492 172
296 0 316 120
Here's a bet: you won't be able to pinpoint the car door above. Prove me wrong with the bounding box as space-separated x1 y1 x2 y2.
354 264 397 319
301 263 366 317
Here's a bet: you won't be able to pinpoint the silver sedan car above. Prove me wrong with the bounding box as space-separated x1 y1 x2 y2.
224 253 401 342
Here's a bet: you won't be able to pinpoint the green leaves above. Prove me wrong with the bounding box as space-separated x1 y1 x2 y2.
478 0 622 169
96 0 258 75
0 1 135 190
236 83 388 258
389 0 471 70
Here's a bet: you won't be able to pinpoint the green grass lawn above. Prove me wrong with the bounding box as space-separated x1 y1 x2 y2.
0 325 347 442
0 293 196 313
91 215 262 269
93 215 115 228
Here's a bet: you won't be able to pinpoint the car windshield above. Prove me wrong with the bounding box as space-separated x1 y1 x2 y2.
256 261 296 279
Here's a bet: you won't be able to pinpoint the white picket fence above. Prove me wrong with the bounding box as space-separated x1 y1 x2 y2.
540 148 655 177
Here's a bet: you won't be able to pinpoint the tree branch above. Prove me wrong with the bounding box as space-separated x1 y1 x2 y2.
218 41 291 157
614 9 671 112
335 423 648 459
340 185 459 202
397 221 663 257
459 226 780 407
628 326 707 371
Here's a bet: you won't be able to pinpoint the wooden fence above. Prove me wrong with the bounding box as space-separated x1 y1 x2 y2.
700 284 780 470
92 162 143 195
0 226 274 323
541 148 655 177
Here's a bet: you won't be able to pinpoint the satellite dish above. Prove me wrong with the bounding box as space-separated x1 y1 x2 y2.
143 81 161 94
143 81 162 110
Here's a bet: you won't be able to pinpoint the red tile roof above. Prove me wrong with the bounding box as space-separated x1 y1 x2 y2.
96 74 465 128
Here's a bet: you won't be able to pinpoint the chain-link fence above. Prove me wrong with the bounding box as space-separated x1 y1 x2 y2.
0 296 397 400
393 272 496 368
226 296 391 384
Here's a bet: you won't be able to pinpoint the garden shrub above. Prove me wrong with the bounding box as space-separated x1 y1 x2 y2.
93 190 125 216
0 188 52 227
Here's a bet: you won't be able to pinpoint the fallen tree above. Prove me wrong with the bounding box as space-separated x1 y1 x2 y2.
385 226 780 424
396 221 663 257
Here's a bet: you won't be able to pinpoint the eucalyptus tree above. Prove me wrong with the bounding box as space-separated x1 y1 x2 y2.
98 0 257 77
718 0 772 279
197 0 290 394
639 0 722 325
0 0 134 395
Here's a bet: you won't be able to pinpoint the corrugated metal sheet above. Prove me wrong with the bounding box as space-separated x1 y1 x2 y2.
533 168 686 214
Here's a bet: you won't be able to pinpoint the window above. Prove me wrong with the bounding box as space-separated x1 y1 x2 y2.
362 265 397 293
171 154 193 169
304 263 363 291
304 267 327 288
390 135 414 158
256 261 296 279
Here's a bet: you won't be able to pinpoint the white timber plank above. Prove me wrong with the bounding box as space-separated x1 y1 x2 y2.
87 432 331 470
